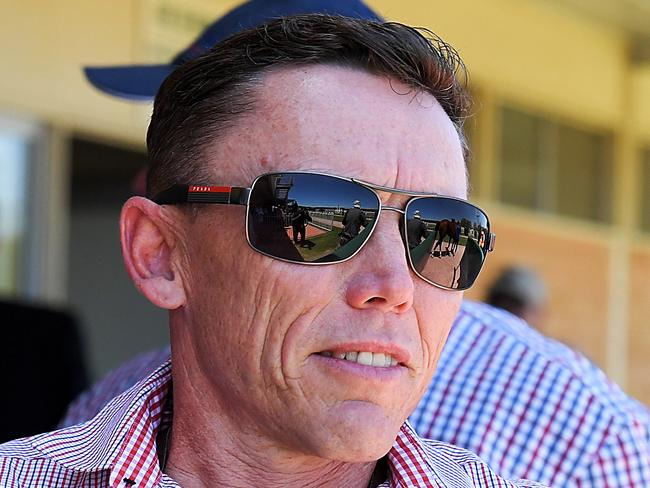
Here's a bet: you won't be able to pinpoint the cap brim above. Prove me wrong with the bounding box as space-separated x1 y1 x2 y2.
84 64 175 101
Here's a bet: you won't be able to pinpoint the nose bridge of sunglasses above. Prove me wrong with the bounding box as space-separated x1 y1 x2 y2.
377 205 408 238
381 205 405 215
372 185 411 212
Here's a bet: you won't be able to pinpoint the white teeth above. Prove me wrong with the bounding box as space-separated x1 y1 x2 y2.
320 350 399 368
372 353 386 367
345 351 358 361
357 351 373 366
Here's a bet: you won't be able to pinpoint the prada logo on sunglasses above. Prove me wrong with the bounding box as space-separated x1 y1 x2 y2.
154 171 495 291
189 185 231 193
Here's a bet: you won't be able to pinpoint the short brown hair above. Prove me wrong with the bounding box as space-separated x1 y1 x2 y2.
147 14 470 197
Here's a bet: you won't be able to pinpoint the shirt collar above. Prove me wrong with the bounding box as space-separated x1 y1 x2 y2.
32 361 172 487
32 359 462 488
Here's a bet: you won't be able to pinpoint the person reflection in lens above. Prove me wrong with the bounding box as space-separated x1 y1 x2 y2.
407 210 429 249
339 200 367 246
291 206 312 245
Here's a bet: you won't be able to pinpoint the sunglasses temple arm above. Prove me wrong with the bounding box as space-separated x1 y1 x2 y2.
152 185 189 204
229 187 251 205
487 232 496 252
153 185 250 205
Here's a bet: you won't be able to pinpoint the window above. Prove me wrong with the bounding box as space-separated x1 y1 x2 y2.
555 125 612 221
0 121 31 295
498 106 612 223
499 108 541 209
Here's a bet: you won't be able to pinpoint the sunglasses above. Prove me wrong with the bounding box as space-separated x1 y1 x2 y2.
153 171 495 291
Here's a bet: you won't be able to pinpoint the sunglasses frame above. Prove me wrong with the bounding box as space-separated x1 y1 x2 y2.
153 170 495 291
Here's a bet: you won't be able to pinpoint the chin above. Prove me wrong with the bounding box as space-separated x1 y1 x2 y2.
304 401 404 462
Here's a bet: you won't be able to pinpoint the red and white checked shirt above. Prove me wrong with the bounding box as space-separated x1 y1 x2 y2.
0 359 544 487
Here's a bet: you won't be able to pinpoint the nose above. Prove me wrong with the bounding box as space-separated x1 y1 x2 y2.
344 213 414 314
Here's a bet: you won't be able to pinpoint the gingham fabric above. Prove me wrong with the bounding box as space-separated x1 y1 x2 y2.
410 301 650 487
0 360 543 488
60 301 650 487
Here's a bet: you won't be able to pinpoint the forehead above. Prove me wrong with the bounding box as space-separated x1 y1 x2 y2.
211 65 467 198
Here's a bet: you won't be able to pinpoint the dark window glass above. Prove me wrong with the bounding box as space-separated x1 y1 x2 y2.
556 125 612 222
499 107 541 209
498 105 612 223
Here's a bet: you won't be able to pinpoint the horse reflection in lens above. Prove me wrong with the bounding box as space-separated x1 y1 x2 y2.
406 200 487 290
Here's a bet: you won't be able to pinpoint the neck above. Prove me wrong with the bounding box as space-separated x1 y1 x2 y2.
166 438 376 488
165 353 377 488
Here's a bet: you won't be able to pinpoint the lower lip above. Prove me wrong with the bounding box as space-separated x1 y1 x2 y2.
311 354 407 382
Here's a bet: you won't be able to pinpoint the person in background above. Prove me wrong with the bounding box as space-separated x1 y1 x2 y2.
340 200 368 246
486 265 548 331
0 222 88 443
0 300 88 443
407 210 429 249
60 1 650 486
291 205 312 245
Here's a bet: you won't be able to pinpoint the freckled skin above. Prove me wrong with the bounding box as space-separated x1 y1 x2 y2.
166 65 467 482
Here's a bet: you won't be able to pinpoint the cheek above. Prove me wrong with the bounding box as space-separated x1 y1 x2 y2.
256 265 343 385
416 288 462 370
188 232 342 386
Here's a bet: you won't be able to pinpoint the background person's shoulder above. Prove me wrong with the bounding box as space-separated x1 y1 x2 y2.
458 300 649 417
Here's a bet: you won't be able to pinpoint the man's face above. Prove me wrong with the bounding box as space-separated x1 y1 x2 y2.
175 65 467 462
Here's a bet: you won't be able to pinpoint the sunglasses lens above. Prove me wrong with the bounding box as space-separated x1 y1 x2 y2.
247 173 379 263
405 197 490 290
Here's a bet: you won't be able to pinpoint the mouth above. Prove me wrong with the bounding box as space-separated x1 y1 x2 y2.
317 350 400 368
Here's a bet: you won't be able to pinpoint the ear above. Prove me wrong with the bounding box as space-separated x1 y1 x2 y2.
120 196 186 310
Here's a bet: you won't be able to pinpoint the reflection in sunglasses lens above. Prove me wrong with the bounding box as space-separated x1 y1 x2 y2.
247 173 380 263
247 173 490 290
406 198 489 290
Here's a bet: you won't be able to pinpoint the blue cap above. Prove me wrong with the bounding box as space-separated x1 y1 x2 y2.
84 0 382 101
